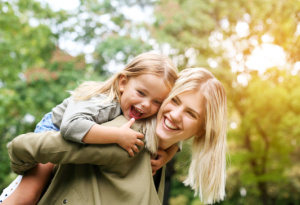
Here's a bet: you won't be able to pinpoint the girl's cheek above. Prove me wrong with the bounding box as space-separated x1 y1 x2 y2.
155 107 160 113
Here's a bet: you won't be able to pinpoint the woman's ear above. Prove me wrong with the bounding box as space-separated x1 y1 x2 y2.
118 74 128 93
195 127 205 139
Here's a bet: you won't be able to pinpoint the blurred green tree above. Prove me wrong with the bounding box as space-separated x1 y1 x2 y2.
1 0 300 205
62 0 154 75
0 0 156 192
0 0 57 188
0 0 88 190
151 0 300 204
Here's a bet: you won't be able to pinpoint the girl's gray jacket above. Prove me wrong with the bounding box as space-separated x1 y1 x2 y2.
8 116 165 205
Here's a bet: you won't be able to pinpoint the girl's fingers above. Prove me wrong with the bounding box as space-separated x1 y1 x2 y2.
136 139 144 147
127 149 134 157
125 118 135 128
137 133 144 139
132 145 139 153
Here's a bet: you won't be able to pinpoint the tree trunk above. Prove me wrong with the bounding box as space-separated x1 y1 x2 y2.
258 182 269 205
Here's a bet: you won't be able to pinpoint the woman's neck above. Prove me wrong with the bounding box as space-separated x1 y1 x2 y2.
158 139 172 150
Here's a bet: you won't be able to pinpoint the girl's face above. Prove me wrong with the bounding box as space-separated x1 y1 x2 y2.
156 89 206 149
119 74 170 120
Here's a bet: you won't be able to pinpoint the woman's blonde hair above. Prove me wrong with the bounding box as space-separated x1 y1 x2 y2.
70 53 178 102
160 68 227 204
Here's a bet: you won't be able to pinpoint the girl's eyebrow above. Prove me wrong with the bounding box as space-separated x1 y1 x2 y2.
139 86 165 101
137 85 148 93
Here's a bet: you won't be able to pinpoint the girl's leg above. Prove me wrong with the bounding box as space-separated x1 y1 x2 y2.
1 163 54 205
0 175 23 203
1 112 58 204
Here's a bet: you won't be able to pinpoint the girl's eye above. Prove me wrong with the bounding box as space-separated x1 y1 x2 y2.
153 100 162 106
137 90 145 96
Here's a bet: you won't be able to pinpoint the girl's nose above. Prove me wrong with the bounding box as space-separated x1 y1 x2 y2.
141 100 151 109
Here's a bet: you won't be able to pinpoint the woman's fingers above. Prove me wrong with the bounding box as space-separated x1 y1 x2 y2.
151 159 159 166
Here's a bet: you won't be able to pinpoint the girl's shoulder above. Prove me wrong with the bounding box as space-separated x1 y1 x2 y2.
89 94 119 108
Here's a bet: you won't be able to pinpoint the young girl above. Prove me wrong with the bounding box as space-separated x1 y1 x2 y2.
0 52 179 204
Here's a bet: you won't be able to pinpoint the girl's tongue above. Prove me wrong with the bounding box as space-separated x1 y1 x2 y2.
130 106 143 120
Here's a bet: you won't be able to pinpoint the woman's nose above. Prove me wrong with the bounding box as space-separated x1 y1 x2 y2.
169 107 182 122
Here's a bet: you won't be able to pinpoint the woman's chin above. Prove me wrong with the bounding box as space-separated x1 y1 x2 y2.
157 130 172 145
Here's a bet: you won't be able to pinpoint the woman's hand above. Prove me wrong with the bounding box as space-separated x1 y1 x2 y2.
151 149 168 175
151 144 179 175
118 118 144 156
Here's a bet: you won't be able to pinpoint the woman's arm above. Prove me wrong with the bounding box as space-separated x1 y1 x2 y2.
8 116 142 175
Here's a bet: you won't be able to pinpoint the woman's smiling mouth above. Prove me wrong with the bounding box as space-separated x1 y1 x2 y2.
164 117 179 130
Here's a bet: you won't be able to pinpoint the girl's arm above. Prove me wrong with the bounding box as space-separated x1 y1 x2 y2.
57 95 122 144
58 96 143 156
82 119 144 156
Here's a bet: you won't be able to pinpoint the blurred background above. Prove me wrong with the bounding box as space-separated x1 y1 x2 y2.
0 0 300 204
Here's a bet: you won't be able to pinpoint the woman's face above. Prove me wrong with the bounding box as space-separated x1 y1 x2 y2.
156 89 206 149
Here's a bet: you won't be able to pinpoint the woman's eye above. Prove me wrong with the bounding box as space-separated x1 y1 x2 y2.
137 90 145 96
171 98 179 105
187 111 197 119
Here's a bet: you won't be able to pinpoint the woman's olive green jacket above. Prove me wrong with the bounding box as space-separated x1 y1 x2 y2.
8 116 165 205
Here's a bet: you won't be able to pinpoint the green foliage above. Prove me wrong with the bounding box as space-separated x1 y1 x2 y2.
0 0 89 191
153 0 300 204
61 0 154 75
94 36 152 75
0 54 88 190
0 0 154 193
1 0 300 205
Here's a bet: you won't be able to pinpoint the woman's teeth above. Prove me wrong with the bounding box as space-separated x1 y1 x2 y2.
164 118 177 130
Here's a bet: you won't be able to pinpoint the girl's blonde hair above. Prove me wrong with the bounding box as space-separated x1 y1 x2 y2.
71 53 178 102
157 68 227 204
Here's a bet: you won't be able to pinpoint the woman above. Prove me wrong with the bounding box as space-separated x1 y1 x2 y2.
7 68 227 204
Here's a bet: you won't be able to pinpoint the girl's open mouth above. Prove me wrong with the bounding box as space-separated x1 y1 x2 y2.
129 106 144 120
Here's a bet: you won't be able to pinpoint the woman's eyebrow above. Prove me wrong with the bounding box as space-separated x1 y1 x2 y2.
174 96 181 104
187 107 201 118
177 95 201 117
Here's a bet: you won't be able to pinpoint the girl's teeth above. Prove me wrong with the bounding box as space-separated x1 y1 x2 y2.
134 107 144 113
165 118 177 130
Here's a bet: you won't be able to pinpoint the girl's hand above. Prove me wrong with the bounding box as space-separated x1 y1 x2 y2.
117 118 144 156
